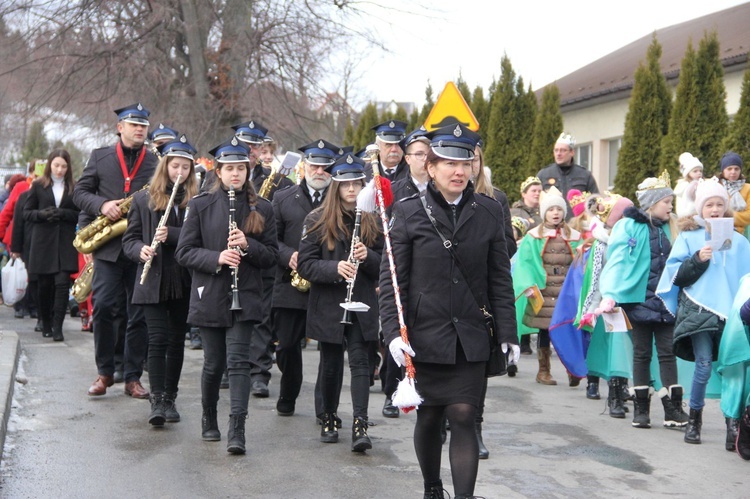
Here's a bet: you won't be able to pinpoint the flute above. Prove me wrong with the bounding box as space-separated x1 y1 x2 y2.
140 175 181 285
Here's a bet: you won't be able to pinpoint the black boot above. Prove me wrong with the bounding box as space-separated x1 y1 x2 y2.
320 413 339 443
684 408 702 444
659 385 689 427
227 413 247 454
586 375 600 400
620 377 633 401
201 406 220 441
423 480 446 499
737 406 750 460
148 394 166 427
726 417 739 451
351 416 372 452
440 414 448 445
51 284 67 342
631 386 651 428
607 378 626 419
163 393 180 422
476 423 489 459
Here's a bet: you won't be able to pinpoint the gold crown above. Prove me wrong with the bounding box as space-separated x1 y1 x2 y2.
520 176 542 194
638 170 671 191
511 217 529 237
568 191 590 207
593 192 621 222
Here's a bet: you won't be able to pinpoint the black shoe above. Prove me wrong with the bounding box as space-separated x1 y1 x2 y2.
631 386 651 428
52 330 64 342
69 299 79 318
220 370 229 389
34 319 43 332
476 423 489 459
586 376 600 400
189 328 202 350
660 385 689 428
320 413 339 443
423 480 446 499
14 309 25 319
351 417 372 452
227 413 247 454
507 361 517 377
607 378 626 419
382 397 399 418
113 370 124 384
276 397 295 416
29 310 37 319
684 408 702 444
737 407 750 460
251 380 270 398
148 394 166 427
727 417 739 451
163 393 180 422
202 407 220 441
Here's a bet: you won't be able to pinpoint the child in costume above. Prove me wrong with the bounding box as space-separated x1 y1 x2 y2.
723 284 750 460
513 186 583 386
566 189 594 238
673 152 703 218
597 171 688 429
657 178 750 445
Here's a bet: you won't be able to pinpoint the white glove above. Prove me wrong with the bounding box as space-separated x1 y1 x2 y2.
502 343 521 365
389 337 416 368
595 297 616 315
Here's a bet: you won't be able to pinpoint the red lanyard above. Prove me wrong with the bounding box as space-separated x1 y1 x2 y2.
116 142 146 194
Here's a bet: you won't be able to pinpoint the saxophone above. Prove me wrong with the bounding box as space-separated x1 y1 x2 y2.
73 184 149 254
258 161 279 199
290 155 310 292
71 260 94 303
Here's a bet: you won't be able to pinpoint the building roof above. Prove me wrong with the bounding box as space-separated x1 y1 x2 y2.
552 2 750 108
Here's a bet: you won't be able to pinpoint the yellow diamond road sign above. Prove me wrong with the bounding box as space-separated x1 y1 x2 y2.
424 81 480 132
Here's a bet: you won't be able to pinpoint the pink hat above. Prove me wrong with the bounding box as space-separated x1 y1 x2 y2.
606 197 634 227
692 178 728 216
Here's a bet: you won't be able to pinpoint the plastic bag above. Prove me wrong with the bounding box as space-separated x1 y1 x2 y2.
2 258 28 306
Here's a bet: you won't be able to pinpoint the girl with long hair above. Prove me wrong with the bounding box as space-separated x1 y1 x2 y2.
175 138 278 454
122 136 198 427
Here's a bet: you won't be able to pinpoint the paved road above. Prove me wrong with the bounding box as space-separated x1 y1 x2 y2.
1 307 747 498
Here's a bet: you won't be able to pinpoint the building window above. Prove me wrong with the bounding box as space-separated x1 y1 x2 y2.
576 144 591 170
608 138 621 189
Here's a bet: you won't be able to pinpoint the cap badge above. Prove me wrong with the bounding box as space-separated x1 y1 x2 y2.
346 155 353 164
136 103 143 111
338 148 344 155
158 124 165 129
318 140 325 148
248 121 255 129
231 137 238 146
179 135 187 143
388 121 395 128
453 125 462 137
419 125 427 131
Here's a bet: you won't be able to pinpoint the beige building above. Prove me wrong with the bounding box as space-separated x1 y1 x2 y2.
551 2 749 190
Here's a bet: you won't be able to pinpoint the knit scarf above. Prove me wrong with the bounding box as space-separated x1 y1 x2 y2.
723 179 747 212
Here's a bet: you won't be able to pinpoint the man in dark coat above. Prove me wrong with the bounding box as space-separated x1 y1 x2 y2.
364 120 409 183
73 103 157 398
537 132 599 219
271 139 336 416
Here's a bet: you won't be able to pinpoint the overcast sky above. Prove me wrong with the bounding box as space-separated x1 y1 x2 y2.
347 0 747 107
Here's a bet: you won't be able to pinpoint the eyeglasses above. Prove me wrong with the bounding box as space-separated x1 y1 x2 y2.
406 152 427 160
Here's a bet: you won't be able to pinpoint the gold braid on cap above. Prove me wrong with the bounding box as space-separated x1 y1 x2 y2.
569 191 590 208
520 176 542 194
638 170 671 190
593 192 621 223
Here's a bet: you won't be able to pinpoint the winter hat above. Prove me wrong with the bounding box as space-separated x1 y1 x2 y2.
539 186 567 218
678 152 703 179
691 178 729 215
567 189 589 217
605 196 634 227
720 151 743 172
635 170 673 211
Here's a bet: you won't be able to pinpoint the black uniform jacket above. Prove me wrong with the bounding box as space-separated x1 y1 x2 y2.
73 143 157 262
378 183 517 365
364 158 409 184
175 187 278 327
297 209 383 344
271 181 328 310
11 191 32 265
23 181 80 275
122 190 187 304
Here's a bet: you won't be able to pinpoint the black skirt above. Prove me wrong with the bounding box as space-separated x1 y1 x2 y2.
413 340 485 407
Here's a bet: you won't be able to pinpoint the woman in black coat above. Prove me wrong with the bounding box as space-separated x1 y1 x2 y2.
297 152 383 452
123 136 199 427
23 149 79 341
175 138 278 455
379 124 518 499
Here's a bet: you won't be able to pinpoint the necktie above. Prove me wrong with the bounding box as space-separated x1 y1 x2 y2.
385 168 394 180
312 191 321 208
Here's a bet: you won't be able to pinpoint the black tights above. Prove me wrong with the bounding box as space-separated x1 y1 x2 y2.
414 403 478 497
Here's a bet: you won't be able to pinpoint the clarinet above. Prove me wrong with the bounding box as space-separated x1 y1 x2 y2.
228 186 242 311
139 175 182 285
341 208 367 324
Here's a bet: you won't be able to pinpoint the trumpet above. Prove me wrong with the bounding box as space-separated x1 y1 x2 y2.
228 186 242 311
139 175 181 285
340 208 369 324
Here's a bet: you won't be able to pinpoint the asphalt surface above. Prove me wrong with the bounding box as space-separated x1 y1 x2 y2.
0 304 748 498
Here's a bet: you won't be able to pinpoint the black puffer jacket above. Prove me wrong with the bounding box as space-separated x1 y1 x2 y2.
619 207 674 324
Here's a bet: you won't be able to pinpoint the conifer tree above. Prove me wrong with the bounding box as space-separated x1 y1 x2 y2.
471 86 489 132
418 81 434 124
526 84 562 177
21 121 49 163
722 68 750 160
353 102 379 151
456 73 472 107
484 55 535 197
615 36 672 199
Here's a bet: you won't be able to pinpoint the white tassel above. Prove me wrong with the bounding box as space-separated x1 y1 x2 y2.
391 377 423 413
356 179 378 213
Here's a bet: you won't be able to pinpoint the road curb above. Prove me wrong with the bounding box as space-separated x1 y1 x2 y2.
0 329 20 463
